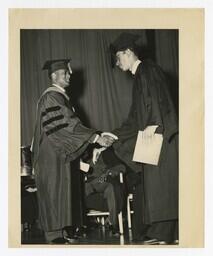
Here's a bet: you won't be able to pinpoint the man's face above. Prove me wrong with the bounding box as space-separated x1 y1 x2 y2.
115 50 131 71
54 68 71 87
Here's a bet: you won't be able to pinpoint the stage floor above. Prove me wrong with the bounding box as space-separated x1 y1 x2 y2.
22 223 143 245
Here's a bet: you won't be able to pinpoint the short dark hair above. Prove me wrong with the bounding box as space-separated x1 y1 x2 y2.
126 45 140 58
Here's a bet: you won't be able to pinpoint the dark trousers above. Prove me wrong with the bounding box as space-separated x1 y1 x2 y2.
146 219 178 242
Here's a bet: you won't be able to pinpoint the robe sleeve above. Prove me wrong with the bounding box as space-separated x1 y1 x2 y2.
140 62 178 138
39 91 97 160
138 68 164 132
112 90 138 142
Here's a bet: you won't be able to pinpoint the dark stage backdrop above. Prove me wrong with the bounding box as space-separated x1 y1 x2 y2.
21 29 178 145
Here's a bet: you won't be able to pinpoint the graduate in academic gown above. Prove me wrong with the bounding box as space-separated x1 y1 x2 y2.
110 33 179 244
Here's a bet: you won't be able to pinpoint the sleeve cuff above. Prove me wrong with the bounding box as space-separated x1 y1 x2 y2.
89 134 100 144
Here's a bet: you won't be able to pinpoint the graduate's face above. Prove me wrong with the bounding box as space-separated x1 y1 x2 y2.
115 50 131 71
53 69 71 87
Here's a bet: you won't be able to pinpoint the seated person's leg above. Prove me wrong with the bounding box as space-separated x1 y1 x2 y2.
103 182 117 227
84 147 126 233
85 182 95 197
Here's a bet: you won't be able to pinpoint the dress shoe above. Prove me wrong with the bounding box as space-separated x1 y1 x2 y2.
62 226 78 243
142 238 159 245
108 225 120 236
157 240 168 245
75 226 87 238
142 237 168 245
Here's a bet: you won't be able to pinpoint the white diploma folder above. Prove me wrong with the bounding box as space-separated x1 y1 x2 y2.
133 130 163 166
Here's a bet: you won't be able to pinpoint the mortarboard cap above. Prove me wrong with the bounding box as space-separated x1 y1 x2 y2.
109 32 141 67
42 59 72 77
110 32 140 55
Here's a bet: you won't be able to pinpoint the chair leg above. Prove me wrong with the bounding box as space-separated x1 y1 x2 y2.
120 234 124 245
127 196 132 229
101 217 105 226
118 212 124 234
97 217 100 223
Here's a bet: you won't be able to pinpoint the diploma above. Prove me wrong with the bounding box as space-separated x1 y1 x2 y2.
133 130 163 166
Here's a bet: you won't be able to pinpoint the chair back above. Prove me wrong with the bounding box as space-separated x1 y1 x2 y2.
21 146 33 176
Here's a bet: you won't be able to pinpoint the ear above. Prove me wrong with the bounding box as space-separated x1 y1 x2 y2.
125 48 133 56
51 72 57 81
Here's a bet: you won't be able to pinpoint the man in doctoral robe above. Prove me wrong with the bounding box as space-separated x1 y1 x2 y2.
31 59 113 244
109 33 179 244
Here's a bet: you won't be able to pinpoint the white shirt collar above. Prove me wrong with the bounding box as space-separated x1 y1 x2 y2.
52 83 66 93
131 59 142 75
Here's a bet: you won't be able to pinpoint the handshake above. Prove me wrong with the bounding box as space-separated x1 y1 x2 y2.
95 132 118 148
92 132 118 164
80 132 119 169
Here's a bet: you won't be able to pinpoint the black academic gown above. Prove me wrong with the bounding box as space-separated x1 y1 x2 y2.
113 60 178 226
31 86 96 232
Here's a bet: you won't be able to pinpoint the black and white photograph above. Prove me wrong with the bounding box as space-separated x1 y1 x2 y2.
20 28 179 246
6 8 205 251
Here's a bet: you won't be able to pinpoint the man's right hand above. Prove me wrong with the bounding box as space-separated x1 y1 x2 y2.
96 135 114 147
